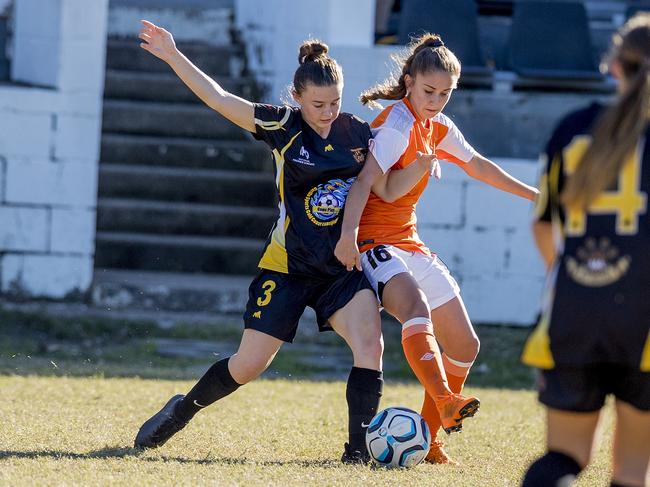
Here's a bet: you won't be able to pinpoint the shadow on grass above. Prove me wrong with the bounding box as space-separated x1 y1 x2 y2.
0 447 348 468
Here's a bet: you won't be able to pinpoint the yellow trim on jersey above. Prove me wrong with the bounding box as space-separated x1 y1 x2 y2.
521 314 555 369
258 131 302 273
254 108 292 132
641 330 650 372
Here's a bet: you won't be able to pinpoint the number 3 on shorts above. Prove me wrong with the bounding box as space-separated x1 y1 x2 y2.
256 280 276 307
365 245 392 269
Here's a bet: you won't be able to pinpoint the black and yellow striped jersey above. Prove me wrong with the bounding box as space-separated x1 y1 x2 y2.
251 103 371 278
523 103 650 371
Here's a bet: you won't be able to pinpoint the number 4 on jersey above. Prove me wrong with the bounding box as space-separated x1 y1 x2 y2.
563 136 647 236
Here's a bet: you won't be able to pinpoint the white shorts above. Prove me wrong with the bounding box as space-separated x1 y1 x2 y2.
360 244 460 310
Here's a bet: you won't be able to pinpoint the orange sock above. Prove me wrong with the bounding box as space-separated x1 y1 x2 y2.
421 353 473 438
401 317 452 398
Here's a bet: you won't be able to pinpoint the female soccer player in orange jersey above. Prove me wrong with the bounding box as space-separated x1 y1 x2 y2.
335 33 538 464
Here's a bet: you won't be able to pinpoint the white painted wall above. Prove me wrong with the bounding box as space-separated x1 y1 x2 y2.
236 0 545 325
0 0 108 298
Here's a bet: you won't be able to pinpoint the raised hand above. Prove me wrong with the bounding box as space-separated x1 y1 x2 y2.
139 20 177 63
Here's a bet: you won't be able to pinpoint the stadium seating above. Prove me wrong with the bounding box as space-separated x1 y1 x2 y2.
506 1 613 91
397 0 493 87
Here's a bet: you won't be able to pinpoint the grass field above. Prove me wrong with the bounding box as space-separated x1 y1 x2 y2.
1 377 618 486
0 307 618 486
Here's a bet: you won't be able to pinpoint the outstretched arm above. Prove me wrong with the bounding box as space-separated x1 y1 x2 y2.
139 20 255 132
461 154 539 201
373 152 440 203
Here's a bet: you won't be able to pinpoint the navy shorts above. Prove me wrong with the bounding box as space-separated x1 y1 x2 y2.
539 364 650 412
243 268 374 343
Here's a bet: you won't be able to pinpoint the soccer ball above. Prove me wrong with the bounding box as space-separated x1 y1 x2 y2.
365 407 431 468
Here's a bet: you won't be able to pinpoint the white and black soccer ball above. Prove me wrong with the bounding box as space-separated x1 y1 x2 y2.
365 407 431 468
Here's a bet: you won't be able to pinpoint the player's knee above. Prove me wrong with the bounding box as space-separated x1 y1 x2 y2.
522 451 583 487
229 354 270 384
469 334 480 358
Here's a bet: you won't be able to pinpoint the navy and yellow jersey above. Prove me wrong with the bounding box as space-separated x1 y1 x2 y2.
523 102 650 371
251 103 371 278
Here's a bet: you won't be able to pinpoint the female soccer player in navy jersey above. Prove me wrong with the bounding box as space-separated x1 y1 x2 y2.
132 21 384 462
522 14 650 487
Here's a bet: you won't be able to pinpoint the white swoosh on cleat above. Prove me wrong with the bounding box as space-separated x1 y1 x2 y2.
193 400 207 408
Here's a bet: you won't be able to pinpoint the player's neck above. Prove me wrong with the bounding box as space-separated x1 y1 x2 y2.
305 120 332 139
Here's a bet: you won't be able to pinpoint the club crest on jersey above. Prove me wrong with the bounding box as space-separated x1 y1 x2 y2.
350 147 368 163
565 237 631 287
304 177 356 226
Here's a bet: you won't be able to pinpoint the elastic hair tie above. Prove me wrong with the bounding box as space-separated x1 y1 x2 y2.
431 39 444 48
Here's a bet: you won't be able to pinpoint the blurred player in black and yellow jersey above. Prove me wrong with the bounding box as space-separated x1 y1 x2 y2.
522 14 650 487
132 21 383 463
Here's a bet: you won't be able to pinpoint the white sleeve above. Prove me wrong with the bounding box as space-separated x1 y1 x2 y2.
369 126 410 173
436 116 477 164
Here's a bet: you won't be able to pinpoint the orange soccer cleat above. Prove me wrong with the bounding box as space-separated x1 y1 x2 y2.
433 393 480 434
425 440 459 465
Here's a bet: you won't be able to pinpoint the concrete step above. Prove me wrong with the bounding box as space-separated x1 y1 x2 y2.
105 39 242 76
104 69 259 103
100 133 272 172
97 164 276 207
102 100 248 139
94 232 265 274
92 268 252 314
96 198 276 238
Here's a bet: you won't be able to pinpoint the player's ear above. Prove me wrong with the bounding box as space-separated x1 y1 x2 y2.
609 59 623 81
291 88 301 105
404 74 414 91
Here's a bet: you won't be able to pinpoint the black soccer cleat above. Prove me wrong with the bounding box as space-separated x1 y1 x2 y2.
134 394 188 449
341 442 371 464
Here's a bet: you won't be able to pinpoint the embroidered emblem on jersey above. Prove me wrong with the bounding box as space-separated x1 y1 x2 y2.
292 146 314 166
350 147 368 163
324 144 334 152
565 237 631 287
304 177 356 226
252 311 261 319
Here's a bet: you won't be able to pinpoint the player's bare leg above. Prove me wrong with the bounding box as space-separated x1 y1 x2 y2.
382 275 479 435
611 400 650 486
134 329 283 449
330 289 384 463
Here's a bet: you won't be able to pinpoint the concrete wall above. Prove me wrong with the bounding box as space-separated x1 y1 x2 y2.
107 0 232 45
0 0 108 298
235 0 552 325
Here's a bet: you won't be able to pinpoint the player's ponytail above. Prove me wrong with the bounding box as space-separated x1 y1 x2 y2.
293 39 343 95
563 14 650 209
360 33 461 109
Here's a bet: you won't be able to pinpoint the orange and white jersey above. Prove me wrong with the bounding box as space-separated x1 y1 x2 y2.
358 97 476 254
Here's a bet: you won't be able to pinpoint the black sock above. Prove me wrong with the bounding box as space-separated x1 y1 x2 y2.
346 366 383 453
174 357 241 422
522 450 582 487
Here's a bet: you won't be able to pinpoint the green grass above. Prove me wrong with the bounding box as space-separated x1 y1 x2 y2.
0 308 621 485
0 376 616 486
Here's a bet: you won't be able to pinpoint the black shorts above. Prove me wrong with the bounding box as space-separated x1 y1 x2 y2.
539 364 650 412
242 268 374 343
